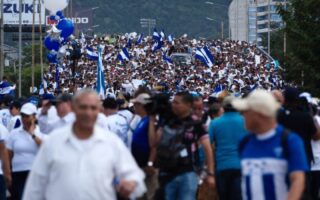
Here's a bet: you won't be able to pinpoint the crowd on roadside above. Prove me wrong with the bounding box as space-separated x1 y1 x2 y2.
41 32 284 99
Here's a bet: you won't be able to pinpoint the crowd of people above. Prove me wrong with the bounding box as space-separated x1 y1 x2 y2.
0 33 319 200
41 33 284 98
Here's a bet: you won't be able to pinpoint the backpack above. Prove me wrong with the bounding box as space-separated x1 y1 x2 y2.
238 128 290 158
156 121 198 172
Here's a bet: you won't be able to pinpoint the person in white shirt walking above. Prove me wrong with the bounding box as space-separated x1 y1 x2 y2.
0 123 10 200
8 101 22 132
23 89 146 200
6 103 45 200
103 98 130 147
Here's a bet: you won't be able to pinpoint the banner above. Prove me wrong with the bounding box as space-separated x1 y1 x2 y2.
2 0 46 25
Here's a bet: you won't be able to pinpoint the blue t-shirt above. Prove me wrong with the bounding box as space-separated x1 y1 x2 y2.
131 117 150 167
240 125 308 200
209 112 248 171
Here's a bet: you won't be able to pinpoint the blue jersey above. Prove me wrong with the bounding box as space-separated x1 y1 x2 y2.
240 125 308 200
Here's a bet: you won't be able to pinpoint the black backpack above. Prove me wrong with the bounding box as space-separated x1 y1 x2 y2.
156 121 198 172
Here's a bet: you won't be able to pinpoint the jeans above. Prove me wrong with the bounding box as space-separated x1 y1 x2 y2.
11 171 29 200
164 172 198 200
0 175 6 200
216 169 242 200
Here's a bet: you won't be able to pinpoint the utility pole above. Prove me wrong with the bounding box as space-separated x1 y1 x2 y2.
31 0 35 92
39 0 43 82
18 0 22 97
283 0 287 57
221 21 224 39
267 0 271 55
0 0 4 80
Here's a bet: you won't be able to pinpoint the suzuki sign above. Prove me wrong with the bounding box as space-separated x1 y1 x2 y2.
2 0 46 25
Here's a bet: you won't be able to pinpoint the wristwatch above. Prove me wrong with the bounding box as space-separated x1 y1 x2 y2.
147 161 154 167
207 172 215 177
31 134 36 140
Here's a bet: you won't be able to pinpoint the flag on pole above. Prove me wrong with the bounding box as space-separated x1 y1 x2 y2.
117 48 130 61
126 38 132 48
152 41 162 52
160 30 165 42
86 47 99 60
168 35 174 45
136 33 144 45
162 52 173 65
96 46 106 98
194 46 215 67
153 28 160 41
0 81 15 95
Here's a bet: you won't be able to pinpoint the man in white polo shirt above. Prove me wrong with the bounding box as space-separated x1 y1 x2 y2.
23 89 146 200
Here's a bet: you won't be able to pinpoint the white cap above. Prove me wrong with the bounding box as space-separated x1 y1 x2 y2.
130 93 152 105
20 103 37 115
231 90 280 118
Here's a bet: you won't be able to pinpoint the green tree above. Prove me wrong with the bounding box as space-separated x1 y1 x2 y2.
278 0 320 95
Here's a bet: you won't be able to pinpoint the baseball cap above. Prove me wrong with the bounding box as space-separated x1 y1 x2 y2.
130 93 152 105
20 103 37 115
231 90 280 118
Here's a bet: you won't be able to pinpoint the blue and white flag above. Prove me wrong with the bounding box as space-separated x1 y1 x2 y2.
152 41 162 52
136 33 144 45
80 32 86 46
96 46 106 98
168 35 174 45
153 28 160 41
127 38 132 48
162 52 173 65
0 81 15 95
86 47 99 60
160 30 165 41
55 65 60 91
117 47 130 61
195 46 215 67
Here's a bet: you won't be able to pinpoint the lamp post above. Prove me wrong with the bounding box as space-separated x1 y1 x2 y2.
0 0 4 80
140 18 156 36
206 17 224 39
204 1 230 39
18 0 22 97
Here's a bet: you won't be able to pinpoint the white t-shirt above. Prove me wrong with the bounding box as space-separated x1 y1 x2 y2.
5 126 45 172
7 115 22 132
0 108 11 129
0 124 9 175
105 113 129 147
311 116 320 171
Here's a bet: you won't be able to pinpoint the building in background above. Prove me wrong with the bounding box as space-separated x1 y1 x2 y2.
229 0 286 48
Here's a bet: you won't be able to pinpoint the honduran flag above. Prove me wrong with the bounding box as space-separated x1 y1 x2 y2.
136 33 144 45
195 46 215 67
96 46 106 99
0 81 15 95
117 48 130 61
86 47 99 60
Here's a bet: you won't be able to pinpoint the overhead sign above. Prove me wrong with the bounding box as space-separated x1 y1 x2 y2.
2 0 46 25
46 16 90 25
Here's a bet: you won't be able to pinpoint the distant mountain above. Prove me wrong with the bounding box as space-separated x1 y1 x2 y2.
73 0 231 39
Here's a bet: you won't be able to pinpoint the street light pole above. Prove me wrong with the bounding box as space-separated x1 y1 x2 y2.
18 0 22 97
268 0 271 55
31 0 36 93
0 0 4 80
39 0 43 82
